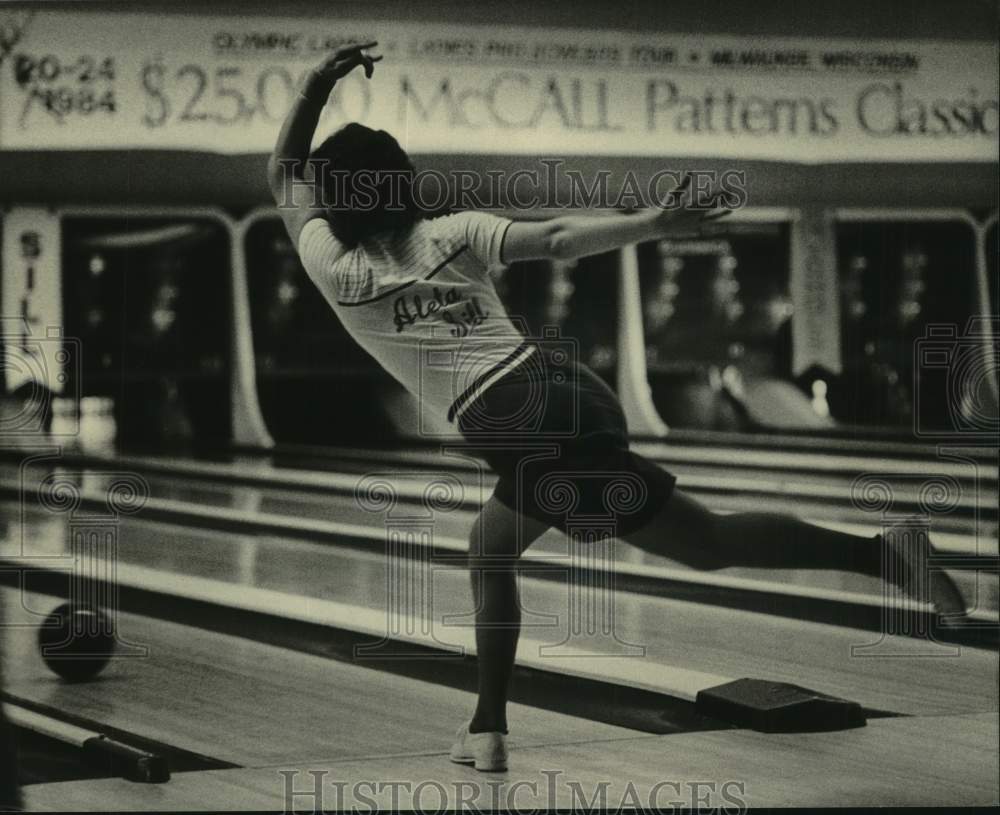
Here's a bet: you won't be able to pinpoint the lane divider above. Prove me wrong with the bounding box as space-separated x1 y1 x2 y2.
3 699 170 783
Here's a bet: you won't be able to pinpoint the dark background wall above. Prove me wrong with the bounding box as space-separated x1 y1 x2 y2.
35 0 1000 41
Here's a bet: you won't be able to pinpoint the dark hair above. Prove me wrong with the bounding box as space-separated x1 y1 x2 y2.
309 123 420 248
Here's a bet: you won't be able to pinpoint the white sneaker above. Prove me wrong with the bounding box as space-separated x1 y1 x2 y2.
449 722 508 771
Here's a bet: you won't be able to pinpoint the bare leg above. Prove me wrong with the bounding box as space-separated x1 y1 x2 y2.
467 495 550 734
624 488 882 576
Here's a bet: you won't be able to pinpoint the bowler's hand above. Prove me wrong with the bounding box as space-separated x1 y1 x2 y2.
302 41 383 99
317 40 382 80
651 173 732 236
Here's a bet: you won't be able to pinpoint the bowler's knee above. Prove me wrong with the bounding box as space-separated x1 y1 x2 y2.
466 514 521 572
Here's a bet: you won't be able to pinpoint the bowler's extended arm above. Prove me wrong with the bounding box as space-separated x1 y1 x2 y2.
502 175 730 263
267 42 380 245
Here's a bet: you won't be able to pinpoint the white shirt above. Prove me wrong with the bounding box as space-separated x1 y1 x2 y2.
297 211 534 422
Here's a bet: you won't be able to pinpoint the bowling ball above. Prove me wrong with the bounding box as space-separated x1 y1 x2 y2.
38 603 116 682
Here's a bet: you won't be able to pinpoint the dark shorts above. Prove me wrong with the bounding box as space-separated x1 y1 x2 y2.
456 347 676 536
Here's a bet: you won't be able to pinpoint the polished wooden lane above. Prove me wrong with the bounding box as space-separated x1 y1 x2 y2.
2 468 995 623
1 589 644 768
22 713 999 810
2 453 991 541
4 448 997 810
3 512 997 719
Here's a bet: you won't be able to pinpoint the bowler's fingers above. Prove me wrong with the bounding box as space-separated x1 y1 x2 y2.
329 41 379 68
345 40 378 56
362 53 384 78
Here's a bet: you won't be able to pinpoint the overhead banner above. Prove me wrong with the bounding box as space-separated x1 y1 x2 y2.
0 9 996 162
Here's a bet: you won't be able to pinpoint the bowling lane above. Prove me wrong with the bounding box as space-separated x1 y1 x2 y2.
2 451 989 539
94 468 1000 539
1 587 644 768
217 436 1000 481
23 713 999 810
3 459 995 613
3 506 996 718
9 474 1000 621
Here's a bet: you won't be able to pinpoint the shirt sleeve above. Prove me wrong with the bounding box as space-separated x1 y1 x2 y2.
451 211 514 274
296 217 346 281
